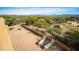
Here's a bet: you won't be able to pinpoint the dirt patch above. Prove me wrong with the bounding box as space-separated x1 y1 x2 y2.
8 25 42 51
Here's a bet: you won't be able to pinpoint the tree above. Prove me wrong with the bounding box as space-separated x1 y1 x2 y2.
25 19 31 25
36 19 48 28
4 16 14 26
64 30 79 50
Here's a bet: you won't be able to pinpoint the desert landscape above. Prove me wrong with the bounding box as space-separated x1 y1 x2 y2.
0 17 60 51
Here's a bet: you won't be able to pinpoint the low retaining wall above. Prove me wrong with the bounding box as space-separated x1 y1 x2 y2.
21 24 71 51
21 25 44 37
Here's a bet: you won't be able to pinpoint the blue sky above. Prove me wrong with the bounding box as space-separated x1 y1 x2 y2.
0 7 79 15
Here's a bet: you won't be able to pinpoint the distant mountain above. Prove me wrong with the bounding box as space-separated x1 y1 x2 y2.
0 14 79 16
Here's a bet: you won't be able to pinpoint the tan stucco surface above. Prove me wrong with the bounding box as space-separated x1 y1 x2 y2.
0 17 14 50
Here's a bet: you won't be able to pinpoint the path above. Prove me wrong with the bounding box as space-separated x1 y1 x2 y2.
8 25 42 51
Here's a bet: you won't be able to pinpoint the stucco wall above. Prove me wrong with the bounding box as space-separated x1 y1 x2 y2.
0 17 14 50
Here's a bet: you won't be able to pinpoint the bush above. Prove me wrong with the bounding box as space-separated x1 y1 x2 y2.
25 19 31 25
35 20 48 28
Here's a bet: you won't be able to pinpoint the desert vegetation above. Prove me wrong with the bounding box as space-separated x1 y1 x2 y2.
3 16 79 50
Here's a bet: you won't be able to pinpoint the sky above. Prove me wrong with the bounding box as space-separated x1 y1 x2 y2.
0 7 79 16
